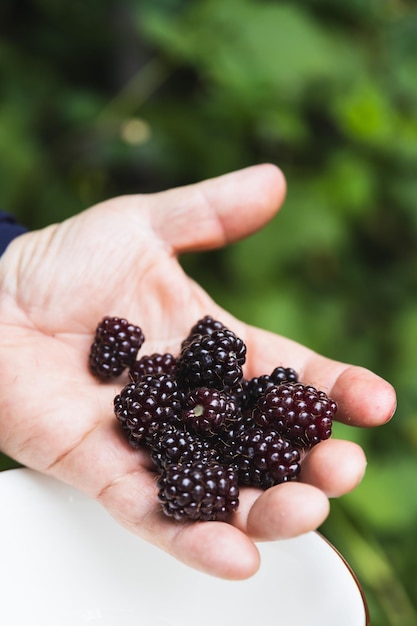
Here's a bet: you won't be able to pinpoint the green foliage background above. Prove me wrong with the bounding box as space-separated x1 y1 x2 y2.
1 1 417 623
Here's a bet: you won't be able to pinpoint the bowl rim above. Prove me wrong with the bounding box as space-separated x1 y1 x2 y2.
0 467 370 625
317 531 370 625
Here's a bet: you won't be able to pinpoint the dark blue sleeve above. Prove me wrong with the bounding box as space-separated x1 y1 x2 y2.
0 211 28 256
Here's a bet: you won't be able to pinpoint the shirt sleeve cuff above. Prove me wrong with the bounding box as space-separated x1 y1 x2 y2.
0 211 28 256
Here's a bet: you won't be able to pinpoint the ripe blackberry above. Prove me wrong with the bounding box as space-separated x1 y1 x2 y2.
114 374 183 447
216 410 257 469
182 387 240 435
157 460 239 521
176 328 246 392
89 316 144 380
253 382 336 447
149 425 217 471
242 367 299 410
181 315 228 350
270 366 299 385
236 427 301 489
229 379 249 408
129 353 177 383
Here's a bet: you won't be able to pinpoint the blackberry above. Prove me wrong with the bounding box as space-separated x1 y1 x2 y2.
89 316 144 380
182 387 240 435
242 367 299 410
181 315 228 350
216 410 257 469
157 461 239 521
114 374 183 447
253 382 336 447
236 427 301 489
176 328 246 392
149 425 217 471
270 366 299 385
229 379 249 408
129 353 177 383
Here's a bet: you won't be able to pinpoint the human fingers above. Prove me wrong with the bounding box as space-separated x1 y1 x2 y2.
299 359 397 428
299 439 367 497
242 325 397 428
231 440 366 536
97 469 261 580
322 364 396 427
145 163 287 253
234 441 366 542
237 482 330 542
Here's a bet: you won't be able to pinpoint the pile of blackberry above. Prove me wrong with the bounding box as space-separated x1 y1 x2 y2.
89 315 337 522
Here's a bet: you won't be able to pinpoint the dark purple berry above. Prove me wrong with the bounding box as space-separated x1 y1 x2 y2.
236 427 301 488
157 461 239 521
270 366 298 385
229 380 249 407
150 425 217 471
129 353 177 382
182 387 240 435
216 410 257 468
253 382 336 447
114 374 184 447
181 316 228 350
89 316 144 380
176 328 246 391
242 367 299 410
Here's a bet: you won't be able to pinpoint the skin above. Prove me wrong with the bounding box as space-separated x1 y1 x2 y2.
0 163 396 580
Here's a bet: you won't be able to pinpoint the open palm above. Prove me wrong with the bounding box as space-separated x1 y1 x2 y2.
0 164 396 579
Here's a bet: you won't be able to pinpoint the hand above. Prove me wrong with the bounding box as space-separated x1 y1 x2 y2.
0 164 396 579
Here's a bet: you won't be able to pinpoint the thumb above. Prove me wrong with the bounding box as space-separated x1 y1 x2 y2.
146 163 287 253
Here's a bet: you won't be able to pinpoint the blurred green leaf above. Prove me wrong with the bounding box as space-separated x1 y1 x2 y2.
140 0 361 103
345 452 417 531
0 453 21 472
332 78 398 145
0 105 39 209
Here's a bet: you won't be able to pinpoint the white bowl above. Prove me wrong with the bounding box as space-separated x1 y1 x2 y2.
0 468 368 626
